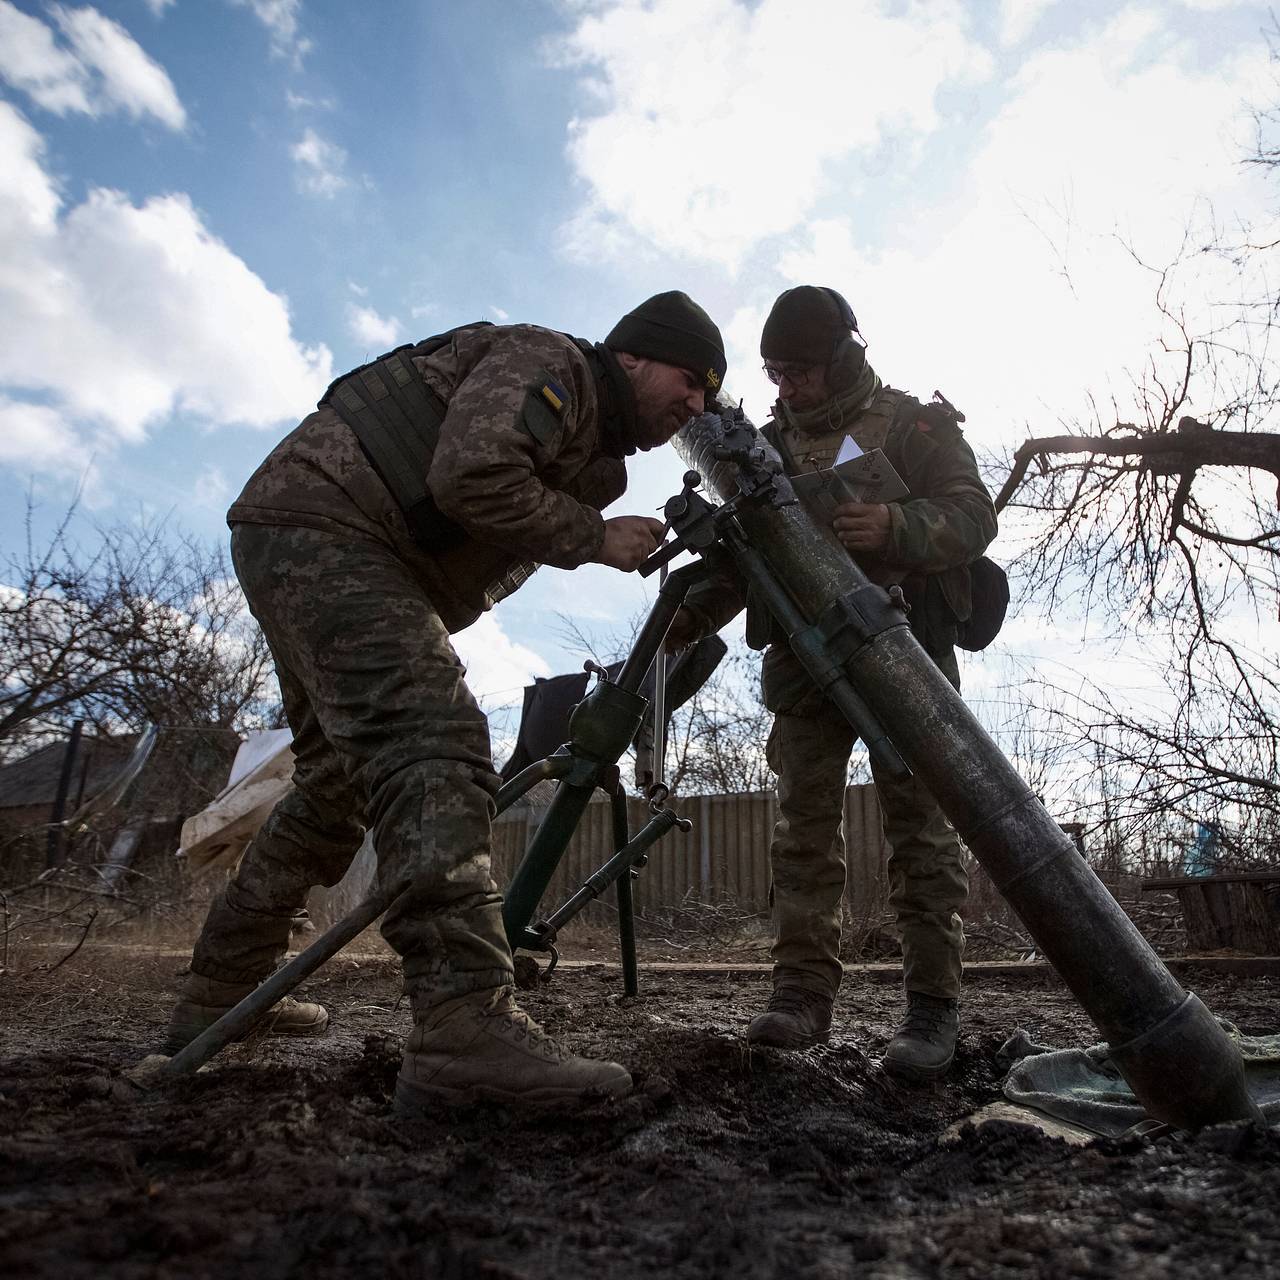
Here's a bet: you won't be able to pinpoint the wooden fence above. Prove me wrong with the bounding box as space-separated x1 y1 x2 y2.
313 785 1169 951
490 784 891 928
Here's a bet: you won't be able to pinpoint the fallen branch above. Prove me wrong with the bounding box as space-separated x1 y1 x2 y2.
34 909 98 972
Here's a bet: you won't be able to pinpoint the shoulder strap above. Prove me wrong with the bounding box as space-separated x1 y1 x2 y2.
890 389 965 441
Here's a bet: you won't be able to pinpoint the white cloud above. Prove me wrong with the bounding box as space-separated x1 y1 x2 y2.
52 4 187 129
452 613 552 705
555 0 993 271
0 1 91 115
285 88 334 111
0 396 93 475
490 305 510 322
231 0 311 65
192 466 230 509
771 15 1273 452
144 0 176 14
291 126 348 197
998 0 1057 47
0 102 332 479
347 304 400 349
0 2 186 129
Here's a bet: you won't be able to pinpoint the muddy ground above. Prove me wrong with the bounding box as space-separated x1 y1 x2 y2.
2 940 1278 1279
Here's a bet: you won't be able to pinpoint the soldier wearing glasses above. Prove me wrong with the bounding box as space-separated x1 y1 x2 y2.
671 286 996 1078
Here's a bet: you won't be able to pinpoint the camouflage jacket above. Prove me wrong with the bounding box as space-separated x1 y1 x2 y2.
228 324 633 633
684 386 997 654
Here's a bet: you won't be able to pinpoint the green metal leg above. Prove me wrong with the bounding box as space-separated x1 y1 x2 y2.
611 786 638 996
502 780 595 950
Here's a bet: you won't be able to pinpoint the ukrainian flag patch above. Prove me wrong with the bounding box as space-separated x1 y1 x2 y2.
540 377 567 414
520 369 570 445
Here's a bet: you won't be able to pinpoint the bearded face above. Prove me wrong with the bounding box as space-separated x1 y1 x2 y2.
624 358 707 450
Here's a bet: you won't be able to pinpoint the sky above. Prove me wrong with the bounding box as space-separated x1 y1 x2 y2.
0 0 1275 740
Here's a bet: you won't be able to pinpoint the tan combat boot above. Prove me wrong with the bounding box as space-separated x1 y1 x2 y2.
396 986 632 1109
881 993 959 1081
745 985 834 1048
163 974 329 1053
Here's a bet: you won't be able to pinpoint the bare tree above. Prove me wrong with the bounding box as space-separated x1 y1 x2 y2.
665 645 773 794
1 498 278 762
993 211 1280 860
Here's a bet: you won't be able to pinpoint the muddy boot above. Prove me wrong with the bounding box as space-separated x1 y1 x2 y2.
395 986 632 1109
745 985 833 1048
163 974 329 1053
882 993 959 1081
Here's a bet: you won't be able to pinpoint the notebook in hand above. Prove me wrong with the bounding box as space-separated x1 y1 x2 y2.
789 448 909 522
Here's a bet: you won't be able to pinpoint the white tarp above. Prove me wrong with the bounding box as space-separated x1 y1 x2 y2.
178 729 295 872
225 727 294 790
176 729 378 928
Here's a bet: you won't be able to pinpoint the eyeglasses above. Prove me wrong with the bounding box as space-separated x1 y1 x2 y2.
762 361 821 387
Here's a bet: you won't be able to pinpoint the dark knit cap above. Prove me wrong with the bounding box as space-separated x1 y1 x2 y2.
605 291 727 394
760 285 856 364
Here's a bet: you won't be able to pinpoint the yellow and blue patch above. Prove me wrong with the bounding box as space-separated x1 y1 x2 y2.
540 377 567 413
520 369 570 445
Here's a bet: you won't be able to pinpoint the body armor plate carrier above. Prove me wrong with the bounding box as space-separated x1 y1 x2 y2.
318 323 494 551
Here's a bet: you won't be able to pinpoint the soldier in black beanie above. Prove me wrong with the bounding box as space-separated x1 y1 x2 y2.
606 290 727 407
165 290 726 1113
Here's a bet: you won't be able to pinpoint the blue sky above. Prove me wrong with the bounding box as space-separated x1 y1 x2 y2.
0 0 1275 729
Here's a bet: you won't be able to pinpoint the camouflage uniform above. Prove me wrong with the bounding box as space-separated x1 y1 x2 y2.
193 324 636 1013
687 387 996 1001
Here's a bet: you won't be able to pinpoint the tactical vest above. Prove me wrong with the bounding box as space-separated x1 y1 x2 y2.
750 390 983 654
318 325 624 612
318 322 494 551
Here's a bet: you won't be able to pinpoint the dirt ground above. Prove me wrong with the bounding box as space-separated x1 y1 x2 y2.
2 938 1278 1279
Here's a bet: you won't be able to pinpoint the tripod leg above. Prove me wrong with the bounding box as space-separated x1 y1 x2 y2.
611 786 638 997
163 884 397 1077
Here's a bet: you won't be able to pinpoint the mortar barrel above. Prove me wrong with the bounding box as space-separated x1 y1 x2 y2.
675 413 1261 1130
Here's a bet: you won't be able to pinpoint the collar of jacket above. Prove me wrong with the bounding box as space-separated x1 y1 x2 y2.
579 340 640 457
774 358 883 435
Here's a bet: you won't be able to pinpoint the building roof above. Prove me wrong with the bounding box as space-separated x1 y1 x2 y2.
0 734 141 811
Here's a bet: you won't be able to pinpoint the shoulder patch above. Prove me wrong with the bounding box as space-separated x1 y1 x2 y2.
519 368 570 445
537 373 569 415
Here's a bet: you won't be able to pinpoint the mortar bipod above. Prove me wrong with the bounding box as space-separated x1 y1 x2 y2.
499 561 707 989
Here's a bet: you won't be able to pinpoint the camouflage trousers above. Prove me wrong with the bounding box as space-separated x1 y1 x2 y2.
762 644 969 1001
190 523 514 1013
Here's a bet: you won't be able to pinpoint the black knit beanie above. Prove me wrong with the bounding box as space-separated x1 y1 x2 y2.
605 291 727 394
760 285 857 363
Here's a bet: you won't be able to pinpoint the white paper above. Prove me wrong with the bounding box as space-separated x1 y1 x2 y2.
834 434 863 465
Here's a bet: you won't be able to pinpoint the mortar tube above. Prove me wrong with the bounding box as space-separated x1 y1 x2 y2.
726 532 908 780
675 413 1262 1130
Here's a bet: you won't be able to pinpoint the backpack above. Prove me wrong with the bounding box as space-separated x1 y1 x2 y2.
890 391 1009 653
955 555 1009 651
